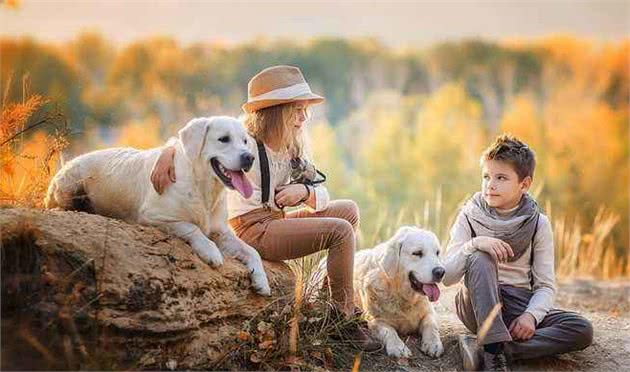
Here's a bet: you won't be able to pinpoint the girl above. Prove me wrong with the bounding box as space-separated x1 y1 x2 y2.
151 65 374 347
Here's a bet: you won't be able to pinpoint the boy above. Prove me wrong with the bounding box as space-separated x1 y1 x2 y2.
443 135 593 371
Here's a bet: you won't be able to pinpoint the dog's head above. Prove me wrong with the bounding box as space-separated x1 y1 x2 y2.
389 226 445 302
178 116 254 198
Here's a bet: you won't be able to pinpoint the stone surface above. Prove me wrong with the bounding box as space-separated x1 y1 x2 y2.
0 207 293 370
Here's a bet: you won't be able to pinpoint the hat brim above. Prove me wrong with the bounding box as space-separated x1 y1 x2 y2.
242 93 324 113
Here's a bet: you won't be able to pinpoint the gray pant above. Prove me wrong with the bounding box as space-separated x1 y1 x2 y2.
455 251 593 361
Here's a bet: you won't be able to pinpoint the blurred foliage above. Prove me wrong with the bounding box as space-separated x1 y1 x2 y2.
1 33 628 275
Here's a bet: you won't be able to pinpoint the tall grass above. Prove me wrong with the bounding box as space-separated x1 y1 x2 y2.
0 75 69 208
553 206 622 279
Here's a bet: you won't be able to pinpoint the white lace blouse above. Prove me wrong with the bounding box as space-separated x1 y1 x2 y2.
226 134 330 219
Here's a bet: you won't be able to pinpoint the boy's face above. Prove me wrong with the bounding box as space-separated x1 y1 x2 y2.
481 159 532 210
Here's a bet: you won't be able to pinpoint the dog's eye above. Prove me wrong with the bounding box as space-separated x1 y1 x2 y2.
436 250 440 256
244 138 248 145
413 251 423 257
218 136 230 143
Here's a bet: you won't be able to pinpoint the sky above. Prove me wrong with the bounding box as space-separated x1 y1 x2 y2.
1 0 628 47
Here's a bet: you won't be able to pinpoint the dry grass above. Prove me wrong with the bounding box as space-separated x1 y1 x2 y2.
219 287 377 370
213 245 383 370
0 75 69 208
553 205 623 278
476 303 502 344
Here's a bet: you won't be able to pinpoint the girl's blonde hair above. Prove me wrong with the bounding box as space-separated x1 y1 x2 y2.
244 102 310 158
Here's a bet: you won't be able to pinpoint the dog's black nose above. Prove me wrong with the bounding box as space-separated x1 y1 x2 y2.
432 267 445 282
240 152 254 171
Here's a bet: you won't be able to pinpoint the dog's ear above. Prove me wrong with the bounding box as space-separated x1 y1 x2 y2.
391 225 414 253
178 118 211 161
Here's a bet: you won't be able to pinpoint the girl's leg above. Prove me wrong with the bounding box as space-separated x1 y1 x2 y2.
256 216 356 316
285 199 360 312
285 199 360 231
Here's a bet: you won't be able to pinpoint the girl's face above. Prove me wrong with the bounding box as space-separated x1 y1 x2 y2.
292 102 309 130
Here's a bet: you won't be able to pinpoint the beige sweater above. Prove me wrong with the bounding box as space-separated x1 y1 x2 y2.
443 210 557 324
227 135 330 219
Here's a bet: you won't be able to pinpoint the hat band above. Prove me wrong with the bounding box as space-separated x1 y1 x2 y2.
249 82 312 102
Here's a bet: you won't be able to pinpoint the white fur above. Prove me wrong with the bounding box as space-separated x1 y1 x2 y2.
45 116 270 296
315 226 445 358
355 226 445 357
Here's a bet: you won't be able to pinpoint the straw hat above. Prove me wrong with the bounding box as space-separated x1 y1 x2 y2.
242 65 325 113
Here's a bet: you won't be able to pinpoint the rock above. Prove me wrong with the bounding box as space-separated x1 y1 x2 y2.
0 208 293 370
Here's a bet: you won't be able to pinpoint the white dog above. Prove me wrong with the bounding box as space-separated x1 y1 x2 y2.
45 116 271 296
353 226 445 358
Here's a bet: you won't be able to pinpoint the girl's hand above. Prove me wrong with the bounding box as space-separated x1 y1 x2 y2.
509 312 536 341
274 184 309 208
150 146 176 194
471 236 514 263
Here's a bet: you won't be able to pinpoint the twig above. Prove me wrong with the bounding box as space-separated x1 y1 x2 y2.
0 116 53 148
477 303 502 344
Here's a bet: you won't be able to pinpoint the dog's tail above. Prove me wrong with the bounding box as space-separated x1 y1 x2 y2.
44 179 60 209
44 163 93 213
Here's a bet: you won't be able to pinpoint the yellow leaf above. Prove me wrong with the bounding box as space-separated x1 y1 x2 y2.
258 340 274 350
237 331 250 341
352 353 362 372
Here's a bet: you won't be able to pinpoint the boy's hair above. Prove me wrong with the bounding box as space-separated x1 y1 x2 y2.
481 134 536 181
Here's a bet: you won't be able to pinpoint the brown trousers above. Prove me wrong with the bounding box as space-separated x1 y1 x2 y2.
229 200 359 312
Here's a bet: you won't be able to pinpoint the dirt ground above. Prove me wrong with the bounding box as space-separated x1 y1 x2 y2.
356 278 630 371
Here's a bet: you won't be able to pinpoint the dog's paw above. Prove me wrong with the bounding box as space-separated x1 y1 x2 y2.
197 244 224 267
252 271 271 296
420 338 444 358
386 341 412 358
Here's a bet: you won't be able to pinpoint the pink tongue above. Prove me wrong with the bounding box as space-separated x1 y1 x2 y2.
422 283 440 302
227 170 253 199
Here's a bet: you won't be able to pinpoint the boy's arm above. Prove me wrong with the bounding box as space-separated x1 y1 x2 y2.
442 211 477 286
525 214 557 324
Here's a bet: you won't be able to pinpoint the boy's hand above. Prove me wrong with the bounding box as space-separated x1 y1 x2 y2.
509 312 536 341
150 146 176 194
472 236 514 263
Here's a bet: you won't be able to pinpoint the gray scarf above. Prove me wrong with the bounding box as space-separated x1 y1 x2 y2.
462 192 540 262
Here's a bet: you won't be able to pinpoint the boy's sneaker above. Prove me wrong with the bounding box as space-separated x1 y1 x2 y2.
482 351 509 372
458 334 481 371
